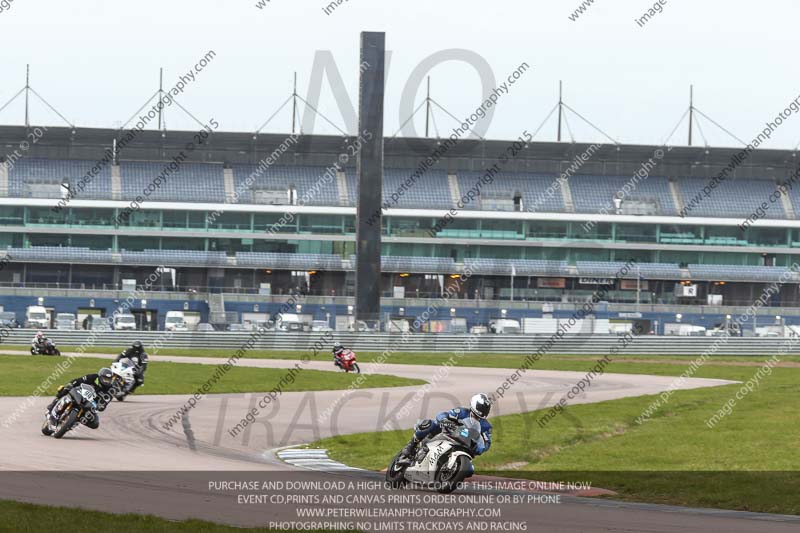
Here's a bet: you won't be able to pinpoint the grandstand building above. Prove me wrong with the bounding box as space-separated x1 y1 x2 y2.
1 124 800 331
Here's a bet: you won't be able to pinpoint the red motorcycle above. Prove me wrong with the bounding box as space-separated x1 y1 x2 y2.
336 350 361 374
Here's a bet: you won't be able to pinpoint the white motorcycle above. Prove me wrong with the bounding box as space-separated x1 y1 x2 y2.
110 358 137 401
385 417 481 494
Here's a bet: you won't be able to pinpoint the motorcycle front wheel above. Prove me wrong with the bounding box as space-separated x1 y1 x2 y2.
53 410 78 439
353 363 361 374
385 453 408 488
435 456 471 494
41 419 54 436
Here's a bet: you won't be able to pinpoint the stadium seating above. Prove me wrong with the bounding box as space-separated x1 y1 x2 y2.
569 175 677 216
7 158 795 220
5 246 113 263
576 261 682 279
8 158 112 200
121 249 229 266
456 171 564 212
687 264 800 282
379 255 456 273
236 252 345 270
376 168 453 209
465 259 569 276
120 161 226 203
231 165 340 206
677 177 786 218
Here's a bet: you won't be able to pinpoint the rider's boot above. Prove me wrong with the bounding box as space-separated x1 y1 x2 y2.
130 375 144 392
400 436 420 461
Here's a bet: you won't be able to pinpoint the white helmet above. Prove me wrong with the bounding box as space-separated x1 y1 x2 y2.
36 331 43 339
470 393 492 419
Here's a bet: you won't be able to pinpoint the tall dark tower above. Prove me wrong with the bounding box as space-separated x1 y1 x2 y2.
355 31 386 325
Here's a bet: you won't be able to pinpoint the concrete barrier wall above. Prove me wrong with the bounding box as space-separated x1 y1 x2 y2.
2 329 797 356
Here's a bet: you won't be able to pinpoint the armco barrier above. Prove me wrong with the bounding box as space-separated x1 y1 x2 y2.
0 329 798 356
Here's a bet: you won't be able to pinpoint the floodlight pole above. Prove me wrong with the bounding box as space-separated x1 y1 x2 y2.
292 72 298 134
557 80 563 142
688 85 694 146
24 64 30 128
158 68 164 131
425 76 431 137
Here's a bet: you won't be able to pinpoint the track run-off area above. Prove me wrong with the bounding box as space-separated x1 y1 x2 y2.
2 351 798 532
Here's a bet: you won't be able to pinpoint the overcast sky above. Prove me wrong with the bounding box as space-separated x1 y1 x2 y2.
0 0 798 149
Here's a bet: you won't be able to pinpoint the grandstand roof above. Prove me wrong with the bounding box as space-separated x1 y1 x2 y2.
0 124 798 181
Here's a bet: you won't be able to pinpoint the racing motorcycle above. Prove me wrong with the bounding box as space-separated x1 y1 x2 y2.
337 349 360 374
31 339 61 356
41 384 98 439
385 417 480 494
110 357 137 401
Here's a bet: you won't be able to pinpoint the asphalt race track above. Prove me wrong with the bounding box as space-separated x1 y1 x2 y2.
1 352 798 532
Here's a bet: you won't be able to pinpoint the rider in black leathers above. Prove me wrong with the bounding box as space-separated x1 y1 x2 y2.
115 340 148 392
45 368 120 429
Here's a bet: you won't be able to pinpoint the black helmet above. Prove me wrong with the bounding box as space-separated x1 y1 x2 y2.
98 368 115 389
132 340 143 354
470 393 492 419
333 344 344 355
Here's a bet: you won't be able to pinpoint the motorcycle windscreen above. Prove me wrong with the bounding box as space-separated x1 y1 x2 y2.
456 417 484 450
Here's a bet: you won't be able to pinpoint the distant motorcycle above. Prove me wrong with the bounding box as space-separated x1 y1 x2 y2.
337 350 360 374
110 358 137 401
31 339 61 356
385 418 480 494
41 384 97 439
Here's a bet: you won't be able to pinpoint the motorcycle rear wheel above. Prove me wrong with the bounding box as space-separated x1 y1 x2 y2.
53 410 78 439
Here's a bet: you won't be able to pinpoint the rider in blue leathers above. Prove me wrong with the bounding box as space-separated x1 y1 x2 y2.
400 393 493 462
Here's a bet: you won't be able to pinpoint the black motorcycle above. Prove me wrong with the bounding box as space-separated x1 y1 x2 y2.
31 339 61 356
41 384 98 439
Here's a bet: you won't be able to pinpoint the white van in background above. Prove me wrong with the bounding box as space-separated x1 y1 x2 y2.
55 313 77 330
165 311 188 331
114 313 137 331
26 306 49 329
489 319 521 334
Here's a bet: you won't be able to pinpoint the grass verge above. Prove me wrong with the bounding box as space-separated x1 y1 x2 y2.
3 344 798 367
0 355 423 397
312 358 800 515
